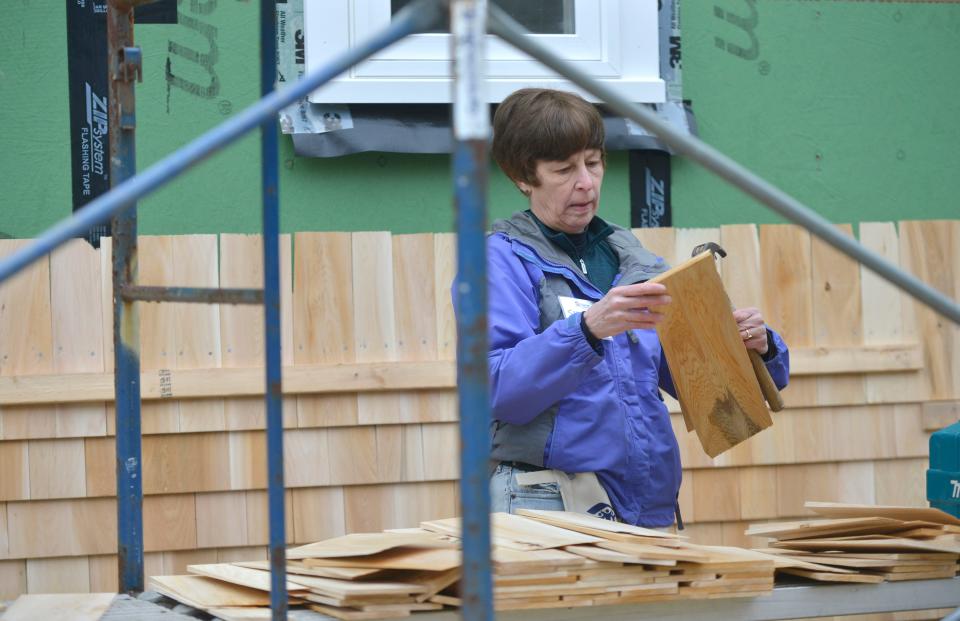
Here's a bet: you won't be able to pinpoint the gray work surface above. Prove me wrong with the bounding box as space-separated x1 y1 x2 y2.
88 577 960 621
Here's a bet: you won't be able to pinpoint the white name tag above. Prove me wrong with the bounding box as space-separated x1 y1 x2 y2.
558 295 593 319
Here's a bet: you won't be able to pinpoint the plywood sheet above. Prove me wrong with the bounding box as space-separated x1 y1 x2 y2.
649 252 771 457
1 593 114 620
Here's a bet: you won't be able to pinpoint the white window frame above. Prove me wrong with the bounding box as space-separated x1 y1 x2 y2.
303 0 664 103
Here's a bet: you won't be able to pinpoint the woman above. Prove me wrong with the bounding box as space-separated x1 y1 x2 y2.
485 88 790 528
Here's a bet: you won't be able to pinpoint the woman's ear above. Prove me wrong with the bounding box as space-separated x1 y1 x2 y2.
516 181 531 197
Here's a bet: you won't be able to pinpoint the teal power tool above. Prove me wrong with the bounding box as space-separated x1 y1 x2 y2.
927 419 960 518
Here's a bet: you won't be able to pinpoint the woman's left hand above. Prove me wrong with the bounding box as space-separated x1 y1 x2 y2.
733 307 769 355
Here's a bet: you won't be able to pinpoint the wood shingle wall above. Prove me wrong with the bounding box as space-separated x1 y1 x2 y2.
0 221 956 599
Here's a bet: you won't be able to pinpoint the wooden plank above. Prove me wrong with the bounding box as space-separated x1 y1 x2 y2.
218 234 298 431
283 428 331 488
343 482 457 535
922 400 960 432
300 547 461 572
143 494 197 552
775 463 839 517
0 442 29 501
860 222 921 404
137 236 181 434
1 593 114 620
0 343 918 407
196 492 248 549
715 224 764 467
632 228 676 269
88 555 118 593
7 498 116 559
353 232 399 426
516 509 680 541
291 487 347 545
0 239 56 439
27 438 86 499
649 252 771 457
171 235 225 432
236 560 383 581
288 531 455 560
150 574 272 608
811 224 866 406
219 234 266 431
875 458 928 508
24 557 91 593
771 537 960 554
806 500 960 526
293 232 358 428
187 563 309 593
433 234 457 362
328 427 379 485
759 224 817 408
690 468 741 522
900 220 959 400
142 433 231 494
779 568 884 583
50 239 107 438
422 513 601 551
744 517 906 540
738 466 777 521
245 489 295 546
0 360 456 406
0 560 27 600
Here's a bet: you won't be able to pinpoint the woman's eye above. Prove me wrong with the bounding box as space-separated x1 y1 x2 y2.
555 167 571 175
587 160 601 167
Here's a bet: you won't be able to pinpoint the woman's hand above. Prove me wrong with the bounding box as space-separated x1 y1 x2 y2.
733 307 769 355
583 283 671 339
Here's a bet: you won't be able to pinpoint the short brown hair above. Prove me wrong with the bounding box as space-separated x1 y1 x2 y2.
492 88 606 188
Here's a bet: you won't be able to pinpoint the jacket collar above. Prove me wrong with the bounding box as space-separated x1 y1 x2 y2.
492 211 669 287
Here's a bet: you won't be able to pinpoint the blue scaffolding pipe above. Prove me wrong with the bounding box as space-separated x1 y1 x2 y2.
259 0 288 618
487 5 960 327
451 3 494 620
0 0 443 286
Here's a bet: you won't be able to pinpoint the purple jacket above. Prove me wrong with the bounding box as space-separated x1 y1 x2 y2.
485 212 790 526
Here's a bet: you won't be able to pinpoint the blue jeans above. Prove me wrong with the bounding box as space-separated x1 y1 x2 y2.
489 463 565 514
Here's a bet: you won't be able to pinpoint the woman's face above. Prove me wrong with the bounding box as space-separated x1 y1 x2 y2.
520 149 604 234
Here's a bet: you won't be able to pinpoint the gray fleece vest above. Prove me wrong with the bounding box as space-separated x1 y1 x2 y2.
488 211 668 468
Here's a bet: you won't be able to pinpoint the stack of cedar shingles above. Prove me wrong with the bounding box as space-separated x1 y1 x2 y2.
148 510 775 620
748 502 960 584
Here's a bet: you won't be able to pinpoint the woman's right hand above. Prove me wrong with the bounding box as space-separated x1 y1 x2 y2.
582 282 671 339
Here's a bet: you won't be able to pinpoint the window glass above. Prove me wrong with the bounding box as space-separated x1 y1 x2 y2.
391 0 575 34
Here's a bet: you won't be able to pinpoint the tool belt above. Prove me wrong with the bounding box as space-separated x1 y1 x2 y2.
513 468 618 521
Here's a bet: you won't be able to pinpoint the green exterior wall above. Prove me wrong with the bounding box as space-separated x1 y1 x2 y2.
1 2 958 238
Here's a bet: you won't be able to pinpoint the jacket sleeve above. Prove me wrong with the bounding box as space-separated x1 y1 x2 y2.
657 327 790 398
479 235 603 426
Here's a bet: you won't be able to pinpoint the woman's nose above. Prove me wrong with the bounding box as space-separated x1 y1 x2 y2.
574 165 594 191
